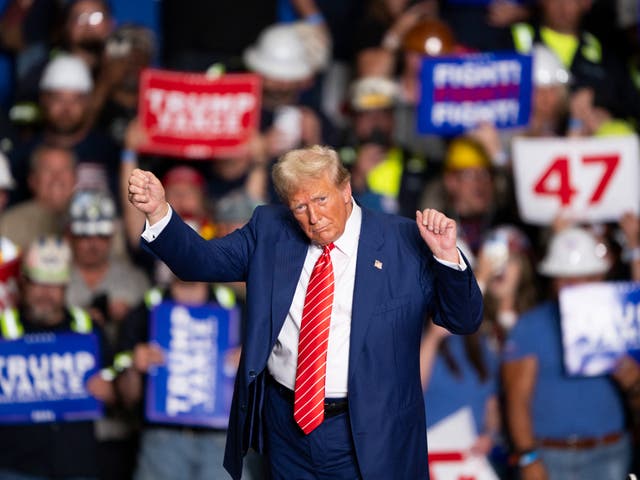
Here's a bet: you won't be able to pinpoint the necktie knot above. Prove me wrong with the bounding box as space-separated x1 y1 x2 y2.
322 243 335 255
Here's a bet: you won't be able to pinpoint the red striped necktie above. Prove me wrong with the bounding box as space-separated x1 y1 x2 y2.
294 242 335 434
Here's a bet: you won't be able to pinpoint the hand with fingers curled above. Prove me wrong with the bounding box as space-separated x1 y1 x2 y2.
128 168 169 225
415 208 459 263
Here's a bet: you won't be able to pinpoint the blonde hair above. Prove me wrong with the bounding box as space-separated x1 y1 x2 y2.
272 145 350 201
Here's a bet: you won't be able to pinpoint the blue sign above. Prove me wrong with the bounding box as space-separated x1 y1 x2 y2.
146 301 240 428
417 52 532 135
0 333 102 424
560 281 640 376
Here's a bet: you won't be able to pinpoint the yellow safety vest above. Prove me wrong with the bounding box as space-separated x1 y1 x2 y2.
511 23 602 66
0 306 92 340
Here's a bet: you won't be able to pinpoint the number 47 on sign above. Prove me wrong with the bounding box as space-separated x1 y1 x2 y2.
512 136 640 226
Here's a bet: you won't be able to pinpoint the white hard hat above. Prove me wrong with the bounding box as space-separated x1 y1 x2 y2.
538 227 609 277
22 236 72 285
350 76 398 112
39 54 93 93
243 24 314 81
532 45 570 87
68 190 116 236
0 151 15 190
0 237 20 263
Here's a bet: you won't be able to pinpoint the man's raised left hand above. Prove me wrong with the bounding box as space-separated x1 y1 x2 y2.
416 209 459 263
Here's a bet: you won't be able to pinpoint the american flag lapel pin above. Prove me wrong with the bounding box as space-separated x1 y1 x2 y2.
374 260 383 270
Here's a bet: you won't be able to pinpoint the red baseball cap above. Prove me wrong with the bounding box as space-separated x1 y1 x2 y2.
161 166 205 190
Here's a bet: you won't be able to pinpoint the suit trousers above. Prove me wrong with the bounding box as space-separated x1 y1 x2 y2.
264 378 361 480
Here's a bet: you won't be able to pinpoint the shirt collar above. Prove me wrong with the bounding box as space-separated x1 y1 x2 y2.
332 198 361 258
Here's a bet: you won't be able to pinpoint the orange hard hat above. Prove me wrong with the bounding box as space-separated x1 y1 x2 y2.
402 19 456 56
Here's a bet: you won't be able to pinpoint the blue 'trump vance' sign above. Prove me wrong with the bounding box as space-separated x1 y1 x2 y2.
560 281 640 376
0 333 102 424
146 301 240 428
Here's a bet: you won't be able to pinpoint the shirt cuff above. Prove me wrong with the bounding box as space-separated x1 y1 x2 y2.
141 205 173 242
433 248 467 271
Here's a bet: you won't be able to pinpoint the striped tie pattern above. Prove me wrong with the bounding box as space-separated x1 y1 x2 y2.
294 242 335 434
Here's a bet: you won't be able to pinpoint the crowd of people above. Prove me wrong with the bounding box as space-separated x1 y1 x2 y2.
0 0 639 479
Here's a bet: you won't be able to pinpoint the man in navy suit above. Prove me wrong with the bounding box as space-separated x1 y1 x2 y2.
128 145 483 479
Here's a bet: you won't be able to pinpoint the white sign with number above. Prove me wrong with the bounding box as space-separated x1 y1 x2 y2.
512 135 639 225
427 407 499 480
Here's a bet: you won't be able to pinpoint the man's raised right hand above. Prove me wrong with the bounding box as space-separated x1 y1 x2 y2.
127 168 168 225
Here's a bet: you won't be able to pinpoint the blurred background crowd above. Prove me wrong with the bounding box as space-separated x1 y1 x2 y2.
0 0 639 479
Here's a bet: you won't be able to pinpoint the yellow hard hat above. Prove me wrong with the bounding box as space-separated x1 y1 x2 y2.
444 137 491 171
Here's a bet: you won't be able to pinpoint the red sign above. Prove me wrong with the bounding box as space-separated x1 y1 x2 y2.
0 258 21 310
138 69 262 159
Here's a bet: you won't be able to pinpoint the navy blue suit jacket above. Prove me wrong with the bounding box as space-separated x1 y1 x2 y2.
143 203 483 480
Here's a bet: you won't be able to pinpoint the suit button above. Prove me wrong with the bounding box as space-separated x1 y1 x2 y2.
240 403 247 411
248 370 256 378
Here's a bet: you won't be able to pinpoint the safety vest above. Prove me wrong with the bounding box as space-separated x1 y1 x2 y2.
339 146 427 199
144 285 237 311
511 23 602 66
0 306 92 340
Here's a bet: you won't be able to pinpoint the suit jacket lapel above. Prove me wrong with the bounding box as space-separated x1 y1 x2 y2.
349 208 385 385
271 219 308 348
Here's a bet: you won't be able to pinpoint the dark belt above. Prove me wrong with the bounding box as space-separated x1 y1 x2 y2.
538 432 624 450
268 375 348 419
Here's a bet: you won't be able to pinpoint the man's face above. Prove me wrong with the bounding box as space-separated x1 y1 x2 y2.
66 0 112 68
554 273 605 292
533 85 568 122
165 182 206 218
42 90 89 135
29 150 76 212
22 280 66 327
71 235 111 269
288 172 353 246
262 77 308 108
444 167 494 217
541 0 591 34
354 110 394 145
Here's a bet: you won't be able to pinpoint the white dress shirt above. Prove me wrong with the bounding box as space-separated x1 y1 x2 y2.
143 202 466 398
268 202 363 397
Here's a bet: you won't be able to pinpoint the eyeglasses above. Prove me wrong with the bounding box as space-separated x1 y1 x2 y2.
73 11 105 27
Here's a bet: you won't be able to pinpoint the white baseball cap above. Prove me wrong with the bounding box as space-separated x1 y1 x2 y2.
39 54 93 93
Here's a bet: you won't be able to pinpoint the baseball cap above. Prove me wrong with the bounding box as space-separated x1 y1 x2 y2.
22 237 72 285
162 166 206 190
